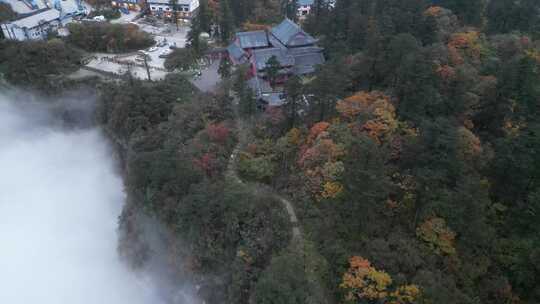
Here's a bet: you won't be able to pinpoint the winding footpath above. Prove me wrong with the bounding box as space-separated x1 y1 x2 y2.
226 115 333 303
225 119 303 242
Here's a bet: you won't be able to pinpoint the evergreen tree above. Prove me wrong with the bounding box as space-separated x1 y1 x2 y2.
308 60 350 122
487 0 540 34
164 48 198 71
283 0 299 21
232 65 256 116
284 75 302 128
253 251 315 303
232 64 248 95
218 56 232 79
303 0 331 35
253 0 282 23
187 17 202 55
439 0 484 26
239 87 256 116
169 0 179 30
197 0 212 34
265 55 281 89
218 0 234 43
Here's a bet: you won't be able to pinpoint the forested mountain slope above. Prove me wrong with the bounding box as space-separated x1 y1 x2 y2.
220 0 540 303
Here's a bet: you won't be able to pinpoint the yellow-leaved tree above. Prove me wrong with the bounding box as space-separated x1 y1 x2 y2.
416 217 457 255
298 122 345 200
340 256 421 303
336 91 398 144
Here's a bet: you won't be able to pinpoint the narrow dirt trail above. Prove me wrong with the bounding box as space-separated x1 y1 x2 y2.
226 118 303 243
226 114 333 303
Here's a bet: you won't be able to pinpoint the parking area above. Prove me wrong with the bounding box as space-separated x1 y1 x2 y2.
190 60 221 92
82 14 189 81
110 11 139 24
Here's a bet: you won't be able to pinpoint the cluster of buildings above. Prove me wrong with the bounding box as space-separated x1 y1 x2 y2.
110 0 322 22
0 0 330 41
1 1 326 109
1 0 86 40
227 18 325 107
111 0 199 19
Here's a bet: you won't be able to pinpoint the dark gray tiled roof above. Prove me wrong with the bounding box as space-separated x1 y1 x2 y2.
227 43 247 63
252 48 294 71
236 30 269 49
268 33 287 50
294 64 318 75
292 52 325 75
287 46 324 55
270 18 317 47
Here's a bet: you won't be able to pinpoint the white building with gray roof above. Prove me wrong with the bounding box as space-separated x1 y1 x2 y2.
1 0 85 40
146 0 199 19
1 8 60 40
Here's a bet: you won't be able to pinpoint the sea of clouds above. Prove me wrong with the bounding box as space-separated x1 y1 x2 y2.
0 90 193 304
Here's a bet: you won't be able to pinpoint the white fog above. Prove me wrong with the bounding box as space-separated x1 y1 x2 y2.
0 90 170 303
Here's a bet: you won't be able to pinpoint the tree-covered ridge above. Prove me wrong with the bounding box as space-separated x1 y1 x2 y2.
97 77 293 301
227 0 540 303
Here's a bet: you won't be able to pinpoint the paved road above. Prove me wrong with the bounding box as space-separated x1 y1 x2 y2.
190 61 221 93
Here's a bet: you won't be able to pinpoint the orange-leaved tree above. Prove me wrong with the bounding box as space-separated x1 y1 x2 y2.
336 91 398 144
298 122 345 200
416 217 457 255
341 256 421 303
447 31 484 65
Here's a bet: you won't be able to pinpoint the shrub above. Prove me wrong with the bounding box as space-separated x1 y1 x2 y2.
67 22 154 53
164 48 199 71
0 39 82 91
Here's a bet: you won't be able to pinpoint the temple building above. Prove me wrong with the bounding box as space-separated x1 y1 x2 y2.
227 18 325 107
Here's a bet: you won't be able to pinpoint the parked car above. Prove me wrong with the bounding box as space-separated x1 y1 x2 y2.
158 49 172 58
147 46 158 52
92 15 105 21
169 43 178 50
157 39 168 47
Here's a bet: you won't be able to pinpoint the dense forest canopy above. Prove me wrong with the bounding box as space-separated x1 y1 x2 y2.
197 0 540 303
0 0 539 303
